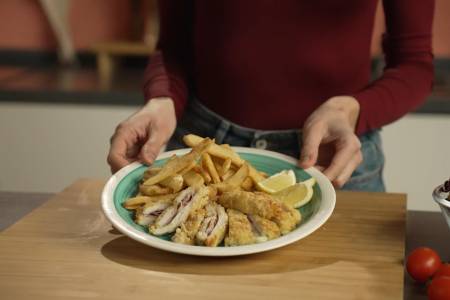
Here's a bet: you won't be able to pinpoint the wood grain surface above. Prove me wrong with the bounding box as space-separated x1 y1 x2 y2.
0 179 406 300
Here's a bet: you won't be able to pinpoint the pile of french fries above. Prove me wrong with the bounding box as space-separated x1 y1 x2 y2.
123 134 268 210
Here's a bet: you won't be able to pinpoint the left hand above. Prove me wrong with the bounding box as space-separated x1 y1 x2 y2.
298 96 363 188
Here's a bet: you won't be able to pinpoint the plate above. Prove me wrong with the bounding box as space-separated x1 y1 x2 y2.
102 147 336 256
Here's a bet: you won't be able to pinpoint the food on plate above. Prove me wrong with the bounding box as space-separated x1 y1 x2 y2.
225 209 256 246
195 202 228 247
272 204 302 234
143 138 213 186
218 190 282 219
248 214 281 240
213 163 249 193
182 169 205 188
123 193 179 210
201 152 221 183
159 174 184 193
139 184 172 196
218 190 301 234
123 134 315 247
225 209 281 246
134 195 176 226
183 134 265 183
149 186 216 235
172 208 206 245
273 182 314 208
256 170 296 194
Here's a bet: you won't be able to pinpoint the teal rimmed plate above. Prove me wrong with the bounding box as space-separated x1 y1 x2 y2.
102 147 335 256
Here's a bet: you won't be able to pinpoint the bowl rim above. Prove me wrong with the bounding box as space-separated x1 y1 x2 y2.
102 147 336 257
433 186 450 208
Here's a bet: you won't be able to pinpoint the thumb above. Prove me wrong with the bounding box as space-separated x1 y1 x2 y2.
298 122 325 169
140 124 168 165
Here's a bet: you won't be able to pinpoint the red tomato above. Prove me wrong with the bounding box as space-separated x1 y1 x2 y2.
434 264 450 279
427 276 450 300
406 247 442 283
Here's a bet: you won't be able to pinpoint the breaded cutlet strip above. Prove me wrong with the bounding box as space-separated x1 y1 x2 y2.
218 190 301 235
196 202 228 247
224 209 256 246
272 205 301 235
249 214 281 240
172 208 206 245
150 186 215 235
218 190 280 219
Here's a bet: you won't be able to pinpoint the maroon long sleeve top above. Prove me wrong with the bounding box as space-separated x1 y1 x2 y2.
143 0 434 135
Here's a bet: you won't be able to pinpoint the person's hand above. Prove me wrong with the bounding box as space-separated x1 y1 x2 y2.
298 96 362 188
107 97 176 173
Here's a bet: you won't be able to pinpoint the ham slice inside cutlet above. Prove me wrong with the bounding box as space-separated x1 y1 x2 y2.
149 186 213 235
196 202 228 247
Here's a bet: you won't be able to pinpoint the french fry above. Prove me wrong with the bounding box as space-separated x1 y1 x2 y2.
183 134 264 184
200 166 212 183
225 163 249 187
143 167 162 180
222 158 232 174
191 165 211 183
259 171 268 178
215 163 250 192
159 174 184 193
123 196 153 209
221 168 236 181
221 144 233 151
124 193 179 210
183 134 243 166
241 177 253 191
179 159 197 175
202 153 221 183
182 169 205 187
143 138 212 186
213 159 224 176
248 164 265 184
140 184 171 196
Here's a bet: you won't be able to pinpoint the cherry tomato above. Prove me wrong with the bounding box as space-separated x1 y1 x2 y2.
434 264 450 279
427 276 450 300
406 247 442 283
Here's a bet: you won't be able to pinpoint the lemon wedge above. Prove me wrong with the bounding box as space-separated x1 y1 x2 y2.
256 170 296 194
301 177 316 188
273 182 314 208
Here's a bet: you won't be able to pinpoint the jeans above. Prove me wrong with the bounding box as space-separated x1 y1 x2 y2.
167 99 386 192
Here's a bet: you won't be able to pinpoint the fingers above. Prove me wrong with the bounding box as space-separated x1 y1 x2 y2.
333 151 363 188
323 135 362 187
298 121 327 169
139 122 170 165
107 135 132 174
314 165 325 172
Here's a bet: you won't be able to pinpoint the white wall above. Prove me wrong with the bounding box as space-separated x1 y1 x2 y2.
381 114 450 212
0 102 449 211
0 102 138 193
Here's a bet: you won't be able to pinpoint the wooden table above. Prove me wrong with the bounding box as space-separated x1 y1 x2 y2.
0 179 409 299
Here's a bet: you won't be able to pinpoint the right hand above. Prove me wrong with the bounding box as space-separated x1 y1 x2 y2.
107 97 176 173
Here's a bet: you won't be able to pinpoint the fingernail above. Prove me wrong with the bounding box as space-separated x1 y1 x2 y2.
301 154 310 163
142 146 155 162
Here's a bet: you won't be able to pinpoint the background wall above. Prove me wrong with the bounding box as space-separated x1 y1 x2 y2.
0 101 448 212
0 0 136 50
0 0 449 56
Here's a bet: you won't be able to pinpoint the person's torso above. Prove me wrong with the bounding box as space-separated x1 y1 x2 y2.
191 0 379 130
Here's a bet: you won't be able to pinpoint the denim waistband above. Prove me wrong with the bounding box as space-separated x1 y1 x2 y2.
185 98 301 143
